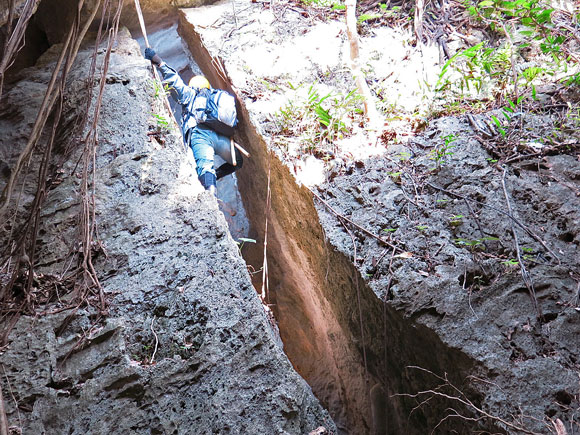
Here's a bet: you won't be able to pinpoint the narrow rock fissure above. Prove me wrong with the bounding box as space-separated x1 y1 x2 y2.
0 3 504 433
171 12 498 435
139 18 377 432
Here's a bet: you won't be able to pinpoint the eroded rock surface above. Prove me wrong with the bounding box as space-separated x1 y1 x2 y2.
178 1 579 433
0 27 334 434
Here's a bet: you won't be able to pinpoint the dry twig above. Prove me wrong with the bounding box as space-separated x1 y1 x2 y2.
501 168 542 320
308 187 405 254
396 366 544 434
425 181 561 264
149 316 159 364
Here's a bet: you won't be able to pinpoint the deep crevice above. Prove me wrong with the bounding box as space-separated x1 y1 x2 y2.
88 7 513 433
173 11 503 435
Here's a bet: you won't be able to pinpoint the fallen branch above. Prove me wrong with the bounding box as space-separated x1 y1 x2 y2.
308 187 406 254
501 168 542 321
396 366 544 435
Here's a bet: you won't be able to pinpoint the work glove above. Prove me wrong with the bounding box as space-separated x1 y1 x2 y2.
144 47 162 65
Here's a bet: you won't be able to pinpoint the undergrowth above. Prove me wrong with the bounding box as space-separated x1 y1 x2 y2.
273 82 363 157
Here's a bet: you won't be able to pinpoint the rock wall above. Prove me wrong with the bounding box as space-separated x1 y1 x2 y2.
0 26 334 434
177 5 504 435
175 2 579 434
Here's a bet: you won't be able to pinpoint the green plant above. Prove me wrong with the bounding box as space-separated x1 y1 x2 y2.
274 83 363 155
380 4 402 19
301 0 333 7
454 236 499 251
430 133 458 169
437 0 579 106
436 42 513 99
358 13 381 24
387 171 402 184
151 80 170 99
416 225 428 232
449 214 464 227
397 151 411 161
152 113 169 129
502 258 519 266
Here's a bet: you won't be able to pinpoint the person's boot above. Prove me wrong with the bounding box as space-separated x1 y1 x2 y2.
216 149 243 179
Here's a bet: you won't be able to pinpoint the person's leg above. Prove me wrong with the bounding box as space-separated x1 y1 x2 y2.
211 131 243 180
189 128 216 190
216 148 243 179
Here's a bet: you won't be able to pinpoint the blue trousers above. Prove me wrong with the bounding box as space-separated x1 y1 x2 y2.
188 126 242 189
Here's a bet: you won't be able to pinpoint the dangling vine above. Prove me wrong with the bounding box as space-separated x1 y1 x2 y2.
0 0 124 346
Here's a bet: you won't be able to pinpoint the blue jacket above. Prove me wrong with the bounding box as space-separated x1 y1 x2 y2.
158 62 205 139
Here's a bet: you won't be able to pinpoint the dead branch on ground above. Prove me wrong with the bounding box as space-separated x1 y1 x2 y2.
309 186 406 254
395 365 547 434
500 168 542 320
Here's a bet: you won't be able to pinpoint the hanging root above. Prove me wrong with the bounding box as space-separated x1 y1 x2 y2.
0 0 124 343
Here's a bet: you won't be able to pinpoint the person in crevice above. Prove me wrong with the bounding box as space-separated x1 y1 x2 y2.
144 47 242 194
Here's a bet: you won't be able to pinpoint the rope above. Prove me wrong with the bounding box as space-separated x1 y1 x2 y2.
134 0 150 48
133 0 179 134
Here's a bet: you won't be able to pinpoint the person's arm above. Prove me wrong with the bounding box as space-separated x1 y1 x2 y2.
144 47 196 106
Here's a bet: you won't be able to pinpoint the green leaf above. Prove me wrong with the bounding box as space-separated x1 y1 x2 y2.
358 13 381 23
478 0 494 7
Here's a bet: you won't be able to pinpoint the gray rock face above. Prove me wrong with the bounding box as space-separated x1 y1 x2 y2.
315 115 580 433
175 2 579 433
0 28 334 434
